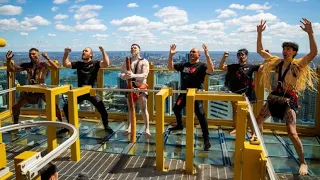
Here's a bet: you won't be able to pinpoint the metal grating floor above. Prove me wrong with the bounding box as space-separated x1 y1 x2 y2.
5 144 234 180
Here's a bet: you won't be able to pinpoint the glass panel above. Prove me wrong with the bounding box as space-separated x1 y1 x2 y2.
196 128 219 138
270 157 299 174
280 135 320 145
225 139 235 151
0 69 8 113
265 143 291 157
306 159 320 176
128 142 156 157
207 72 233 120
164 145 185 159
222 130 236 139
12 133 47 146
153 70 180 116
85 122 122 139
195 138 221 151
166 134 186 146
99 141 128 153
194 150 224 165
289 145 320 159
262 134 280 143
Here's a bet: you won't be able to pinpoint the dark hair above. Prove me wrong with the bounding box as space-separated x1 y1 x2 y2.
29 48 39 53
282 42 299 58
131 44 141 50
40 162 57 180
237 48 248 55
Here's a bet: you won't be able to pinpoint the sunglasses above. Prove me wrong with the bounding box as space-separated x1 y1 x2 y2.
190 50 197 53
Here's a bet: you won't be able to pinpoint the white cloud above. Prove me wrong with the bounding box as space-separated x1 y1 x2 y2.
216 9 237 18
170 20 225 35
154 6 188 25
51 6 59 11
53 0 68 4
127 3 139 8
48 33 56 37
54 14 68 20
268 22 304 37
55 18 107 31
226 13 278 26
235 25 256 33
74 4 102 20
229 4 244 9
246 3 272 12
0 5 22 15
124 30 158 44
75 0 85 3
24 16 51 25
55 20 63 24
161 31 170 35
20 32 28 36
91 34 108 40
0 0 9 3
0 16 50 31
111 15 149 26
153 4 159 8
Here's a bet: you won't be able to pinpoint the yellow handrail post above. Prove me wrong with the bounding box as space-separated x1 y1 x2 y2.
95 69 104 117
69 86 91 161
14 151 40 180
315 67 320 135
254 71 264 117
204 75 209 119
185 88 196 174
233 101 248 180
242 142 267 179
155 88 170 172
45 90 57 152
147 62 155 121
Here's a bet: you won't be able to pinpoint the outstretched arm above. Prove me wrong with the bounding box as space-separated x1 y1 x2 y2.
168 44 178 71
257 20 272 60
6 51 24 72
218 51 229 71
62 47 72 68
300 18 318 66
41 53 59 69
202 44 214 74
99 46 110 68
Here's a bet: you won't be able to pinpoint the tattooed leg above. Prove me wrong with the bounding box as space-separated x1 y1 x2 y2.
284 108 308 175
252 103 271 137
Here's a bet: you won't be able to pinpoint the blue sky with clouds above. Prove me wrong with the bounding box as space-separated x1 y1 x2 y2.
0 0 319 53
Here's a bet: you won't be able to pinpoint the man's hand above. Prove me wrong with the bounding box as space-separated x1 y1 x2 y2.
202 44 210 57
41 53 50 60
300 18 313 34
99 46 105 52
169 44 178 56
257 20 266 33
223 51 229 57
64 47 72 53
126 71 134 79
6 50 14 60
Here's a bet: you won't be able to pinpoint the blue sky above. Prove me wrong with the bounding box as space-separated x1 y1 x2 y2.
0 0 319 53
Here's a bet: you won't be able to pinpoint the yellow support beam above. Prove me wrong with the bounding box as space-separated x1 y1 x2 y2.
195 93 246 101
14 151 40 180
147 62 155 121
45 91 57 152
67 86 91 161
242 142 267 180
155 88 170 172
0 172 13 180
0 143 6 169
204 75 209 119
185 88 196 174
315 67 320 135
254 71 264 117
233 101 248 180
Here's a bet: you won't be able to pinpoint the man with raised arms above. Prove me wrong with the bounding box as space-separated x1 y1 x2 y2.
62 46 114 134
167 44 214 151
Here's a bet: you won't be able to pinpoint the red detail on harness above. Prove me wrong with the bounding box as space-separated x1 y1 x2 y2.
274 87 298 107
177 99 182 105
126 83 148 103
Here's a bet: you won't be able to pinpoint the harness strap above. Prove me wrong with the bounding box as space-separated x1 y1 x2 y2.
277 61 291 89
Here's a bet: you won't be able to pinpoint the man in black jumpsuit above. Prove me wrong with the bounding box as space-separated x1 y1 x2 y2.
62 46 113 134
167 44 214 151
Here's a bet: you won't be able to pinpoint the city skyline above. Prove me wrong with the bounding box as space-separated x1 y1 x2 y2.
0 0 320 53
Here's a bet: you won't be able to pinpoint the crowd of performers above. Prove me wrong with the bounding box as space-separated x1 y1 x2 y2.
5 18 318 175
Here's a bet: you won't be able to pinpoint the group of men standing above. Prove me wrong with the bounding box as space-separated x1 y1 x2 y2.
5 18 317 176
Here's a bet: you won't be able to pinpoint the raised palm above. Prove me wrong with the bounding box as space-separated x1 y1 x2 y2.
257 20 266 33
41 53 49 60
223 51 229 57
6 50 14 60
202 44 209 56
65 47 72 53
170 44 178 55
300 18 313 34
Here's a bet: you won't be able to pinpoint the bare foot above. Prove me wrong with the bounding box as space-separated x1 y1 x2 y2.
230 129 236 135
145 130 151 139
298 163 308 175
122 129 131 136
